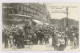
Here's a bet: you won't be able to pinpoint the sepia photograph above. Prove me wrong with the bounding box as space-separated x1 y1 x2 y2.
2 3 79 51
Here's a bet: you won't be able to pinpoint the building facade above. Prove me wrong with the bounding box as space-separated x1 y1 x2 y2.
2 3 51 26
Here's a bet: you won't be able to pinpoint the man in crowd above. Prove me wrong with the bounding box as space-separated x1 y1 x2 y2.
52 31 59 50
44 33 49 44
32 33 38 45
9 32 14 47
17 29 24 48
3 30 9 48
37 30 44 44
58 35 65 51
70 31 76 49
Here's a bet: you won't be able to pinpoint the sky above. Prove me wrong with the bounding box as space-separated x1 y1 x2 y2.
46 3 79 21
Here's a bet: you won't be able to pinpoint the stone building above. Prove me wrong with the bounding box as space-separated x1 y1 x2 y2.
2 3 51 27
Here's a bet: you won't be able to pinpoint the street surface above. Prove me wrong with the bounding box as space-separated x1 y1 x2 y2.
2 44 79 51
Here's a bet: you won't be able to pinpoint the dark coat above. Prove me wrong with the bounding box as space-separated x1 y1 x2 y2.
37 32 44 40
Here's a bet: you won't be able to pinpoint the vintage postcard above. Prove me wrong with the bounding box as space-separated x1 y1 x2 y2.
2 3 79 51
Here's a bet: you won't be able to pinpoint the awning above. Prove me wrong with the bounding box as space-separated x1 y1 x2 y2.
44 23 49 25
9 14 31 18
32 19 43 25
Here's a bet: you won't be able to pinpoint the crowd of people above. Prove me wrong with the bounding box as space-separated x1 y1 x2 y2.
2 24 79 51
2 24 50 48
52 29 79 51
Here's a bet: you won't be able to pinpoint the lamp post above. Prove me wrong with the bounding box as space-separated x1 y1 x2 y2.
65 7 69 31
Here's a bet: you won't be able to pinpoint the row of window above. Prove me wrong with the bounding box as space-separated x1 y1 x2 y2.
19 4 47 15
3 3 47 15
4 3 49 20
17 5 45 16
